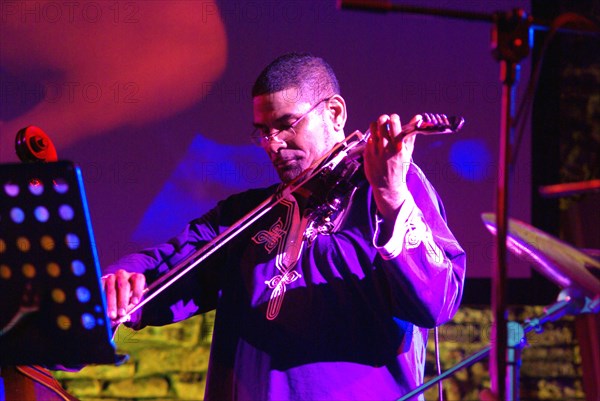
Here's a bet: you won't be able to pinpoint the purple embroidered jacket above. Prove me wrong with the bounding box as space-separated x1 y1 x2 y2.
106 164 466 400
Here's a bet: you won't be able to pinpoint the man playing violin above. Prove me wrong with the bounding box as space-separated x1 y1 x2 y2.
102 53 466 400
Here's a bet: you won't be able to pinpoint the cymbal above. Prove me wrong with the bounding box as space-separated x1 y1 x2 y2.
481 213 600 299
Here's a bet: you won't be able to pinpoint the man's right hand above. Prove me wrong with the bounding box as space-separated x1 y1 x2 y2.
101 270 146 321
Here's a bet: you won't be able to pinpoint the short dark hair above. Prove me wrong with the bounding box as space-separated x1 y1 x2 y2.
251 53 340 102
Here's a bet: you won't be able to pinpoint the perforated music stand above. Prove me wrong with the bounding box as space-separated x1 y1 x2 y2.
0 161 118 366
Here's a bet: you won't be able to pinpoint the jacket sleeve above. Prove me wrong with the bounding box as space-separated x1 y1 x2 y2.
373 163 466 328
102 185 278 327
103 206 224 327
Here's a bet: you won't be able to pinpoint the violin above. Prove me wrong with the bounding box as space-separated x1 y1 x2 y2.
115 113 465 326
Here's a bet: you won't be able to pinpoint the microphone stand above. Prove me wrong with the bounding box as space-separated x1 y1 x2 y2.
490 11 531 400
397 289 594 401
339 2 600 400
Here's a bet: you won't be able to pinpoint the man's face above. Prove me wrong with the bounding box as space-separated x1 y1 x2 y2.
253 90 344 183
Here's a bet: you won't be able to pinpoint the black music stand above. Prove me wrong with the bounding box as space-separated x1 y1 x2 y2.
0 161 119 366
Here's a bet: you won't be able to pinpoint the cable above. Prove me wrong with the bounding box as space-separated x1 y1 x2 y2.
434 326 443 401
510 13 600 172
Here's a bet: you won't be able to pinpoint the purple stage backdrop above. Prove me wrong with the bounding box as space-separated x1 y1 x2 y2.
0 0 532 279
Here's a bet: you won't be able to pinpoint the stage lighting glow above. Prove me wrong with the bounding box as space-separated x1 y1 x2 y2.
449 139 492 182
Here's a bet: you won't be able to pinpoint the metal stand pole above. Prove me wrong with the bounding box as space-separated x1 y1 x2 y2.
490 12 531 399
338 3 599 399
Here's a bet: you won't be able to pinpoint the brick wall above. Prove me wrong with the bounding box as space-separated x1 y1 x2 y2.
54 313 215 400
53 305 586 401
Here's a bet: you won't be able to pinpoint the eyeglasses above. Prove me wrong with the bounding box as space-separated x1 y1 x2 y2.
250 97 331 147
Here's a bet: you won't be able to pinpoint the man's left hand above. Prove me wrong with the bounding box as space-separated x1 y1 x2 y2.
363 113 417 224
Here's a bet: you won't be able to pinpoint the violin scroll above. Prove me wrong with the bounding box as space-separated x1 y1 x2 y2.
15 126 58 163
403 113 465 136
